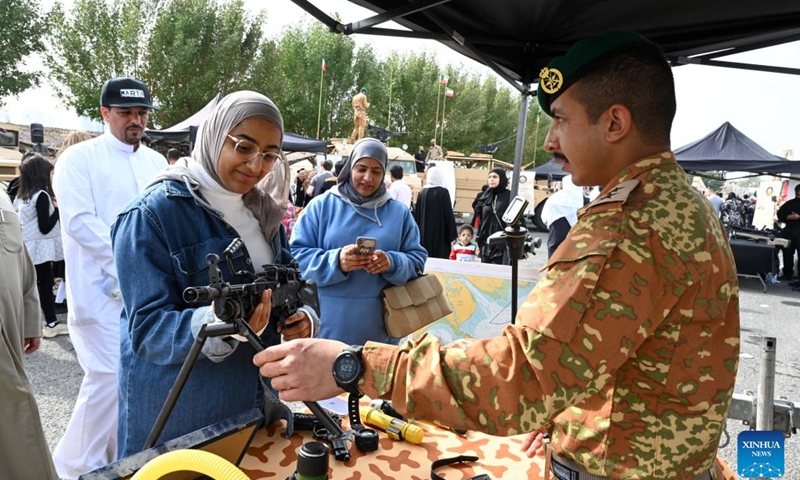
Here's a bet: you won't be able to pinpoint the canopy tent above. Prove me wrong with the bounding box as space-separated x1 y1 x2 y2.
146 93 329 153
146 93 225 144
282 132 329 153
530 158 568 180
674 122 800 175
291 0 800 198
314 0 800 91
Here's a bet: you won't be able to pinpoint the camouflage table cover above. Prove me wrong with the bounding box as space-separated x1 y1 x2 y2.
239 417 737 479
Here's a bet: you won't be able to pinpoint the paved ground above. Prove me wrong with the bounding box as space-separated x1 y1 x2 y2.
24 230 800 477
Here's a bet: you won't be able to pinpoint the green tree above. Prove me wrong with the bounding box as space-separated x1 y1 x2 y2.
143 0 265 127
45 0 159 120
523 100 553 169
437 71 479 152
381 51 441 149
42 3 544 155
244 37 285 110
0 0 47 105
45 0 263 127
254 20 360 139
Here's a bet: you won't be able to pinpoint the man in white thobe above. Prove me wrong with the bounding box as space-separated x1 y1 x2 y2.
51 77 167 479
388 164 412 209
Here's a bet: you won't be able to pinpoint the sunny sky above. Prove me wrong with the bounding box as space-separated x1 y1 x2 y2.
3 0 799 158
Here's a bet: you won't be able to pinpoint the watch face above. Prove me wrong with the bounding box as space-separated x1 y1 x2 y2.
336 354 360 383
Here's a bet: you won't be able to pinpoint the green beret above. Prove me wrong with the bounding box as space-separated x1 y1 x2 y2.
537 31 654 117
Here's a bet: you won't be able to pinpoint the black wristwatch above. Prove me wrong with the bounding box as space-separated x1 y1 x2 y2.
332 345 364 394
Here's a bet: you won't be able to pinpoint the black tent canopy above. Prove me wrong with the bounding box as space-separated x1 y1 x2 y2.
296 0 800 92
283 132 329 153
146 93 329 153
674 122 800 175
529 158 568 180
291 0 800 196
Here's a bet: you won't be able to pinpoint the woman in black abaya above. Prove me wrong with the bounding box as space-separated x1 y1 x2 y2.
414 166 457 259
476 168 511 264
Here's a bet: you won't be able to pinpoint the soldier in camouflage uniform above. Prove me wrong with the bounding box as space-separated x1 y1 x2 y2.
255 31 739 480
350 87 370 142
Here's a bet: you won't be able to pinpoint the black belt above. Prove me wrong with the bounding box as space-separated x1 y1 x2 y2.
549 450 712 480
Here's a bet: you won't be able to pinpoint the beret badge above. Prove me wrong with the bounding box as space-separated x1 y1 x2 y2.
539 67 563 94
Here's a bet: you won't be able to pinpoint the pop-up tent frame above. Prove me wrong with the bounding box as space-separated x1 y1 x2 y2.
146 93 329 153
675 122 800 177
289 0 800 194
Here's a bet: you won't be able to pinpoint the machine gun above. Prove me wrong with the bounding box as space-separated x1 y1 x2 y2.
477 134 516 155
146 239 351 462
366 124 407 143
183 238 320 328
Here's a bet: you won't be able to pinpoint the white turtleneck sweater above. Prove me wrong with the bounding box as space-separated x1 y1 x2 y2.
188 161 274 269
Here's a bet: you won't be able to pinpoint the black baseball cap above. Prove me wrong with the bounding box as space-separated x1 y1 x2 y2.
100 77 159 109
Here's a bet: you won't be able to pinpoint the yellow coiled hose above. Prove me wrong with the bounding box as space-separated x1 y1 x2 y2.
130 449 250 480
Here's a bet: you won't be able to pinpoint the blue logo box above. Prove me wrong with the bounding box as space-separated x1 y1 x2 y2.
738 430 784 478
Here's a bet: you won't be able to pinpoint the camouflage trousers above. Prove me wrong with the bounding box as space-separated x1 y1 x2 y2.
351 110 367 141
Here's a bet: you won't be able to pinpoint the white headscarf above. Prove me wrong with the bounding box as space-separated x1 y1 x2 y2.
424 166 447 188
150 91 290 241
540 175 585 227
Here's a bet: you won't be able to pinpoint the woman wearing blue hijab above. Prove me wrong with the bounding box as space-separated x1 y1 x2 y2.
290 137 427 345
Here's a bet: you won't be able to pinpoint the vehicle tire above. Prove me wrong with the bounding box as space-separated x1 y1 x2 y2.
533 199 548 232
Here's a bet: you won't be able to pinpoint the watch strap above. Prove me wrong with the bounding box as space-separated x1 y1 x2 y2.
348 392 364 430
431 455 489 480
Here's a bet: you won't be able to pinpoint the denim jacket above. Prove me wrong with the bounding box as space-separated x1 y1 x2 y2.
111 178 296 458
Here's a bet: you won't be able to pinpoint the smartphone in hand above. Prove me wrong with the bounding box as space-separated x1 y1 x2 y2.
355 237 377 256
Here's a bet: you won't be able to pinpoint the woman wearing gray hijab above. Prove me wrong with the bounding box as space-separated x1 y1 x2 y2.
111 91 318 458
291 137 427 345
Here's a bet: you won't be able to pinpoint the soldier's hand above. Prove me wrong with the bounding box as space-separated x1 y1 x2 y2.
254 339 348 402
520 429 548 458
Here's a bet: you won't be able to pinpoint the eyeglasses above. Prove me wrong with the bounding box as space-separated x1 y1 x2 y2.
227 134 281 171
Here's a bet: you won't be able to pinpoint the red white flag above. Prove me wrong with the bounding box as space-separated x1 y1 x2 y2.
321 59 327 72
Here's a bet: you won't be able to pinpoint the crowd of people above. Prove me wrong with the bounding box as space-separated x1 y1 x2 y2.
255 30 740 480
702 185 800 282
9 28 800 480
2 71 534 477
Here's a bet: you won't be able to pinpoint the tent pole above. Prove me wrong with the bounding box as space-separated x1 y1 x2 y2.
506 85 531 324
434 82 442 143
510 86 530 199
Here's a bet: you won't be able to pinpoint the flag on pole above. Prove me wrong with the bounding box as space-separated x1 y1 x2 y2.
439 73 449 85
321 59 327 72
444 87 454 98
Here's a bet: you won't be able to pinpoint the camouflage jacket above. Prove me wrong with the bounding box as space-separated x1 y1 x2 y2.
352 92 370 112
360 153 740 479
426 145 443 161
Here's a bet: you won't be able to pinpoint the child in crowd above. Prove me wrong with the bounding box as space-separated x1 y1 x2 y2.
450 224 480 262
13 154 67 337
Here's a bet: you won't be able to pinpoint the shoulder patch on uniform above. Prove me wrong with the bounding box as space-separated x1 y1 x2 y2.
588 179 641 207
